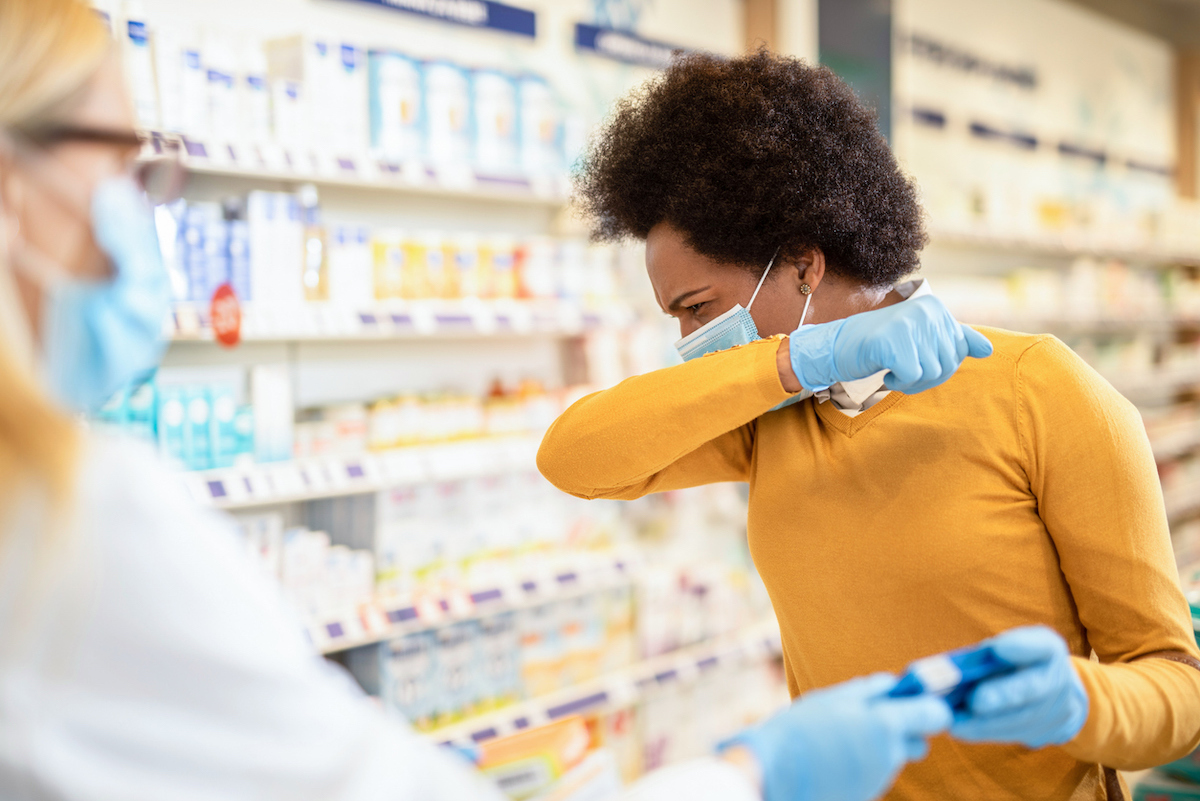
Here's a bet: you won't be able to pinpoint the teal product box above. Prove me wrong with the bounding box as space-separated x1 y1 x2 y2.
124 378 157 443
184 387 213 471
1162 748 1200 784
368 50 424 163
209 384 239 469
1133 771 1200 800
233 405 255 462
155 386 187 468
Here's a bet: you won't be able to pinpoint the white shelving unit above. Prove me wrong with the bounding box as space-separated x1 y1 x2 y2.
429 616 782 747
183 434 541 510
143 133 569 208
307 556 634 655
928 228 1200 268
166 300 635 344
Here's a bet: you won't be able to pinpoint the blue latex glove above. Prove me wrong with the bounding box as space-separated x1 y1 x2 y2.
721 673 952 801
950 626 1089 748
788 294 993 394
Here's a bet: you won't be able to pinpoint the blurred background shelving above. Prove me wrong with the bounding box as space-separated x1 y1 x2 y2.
90 0 1200 795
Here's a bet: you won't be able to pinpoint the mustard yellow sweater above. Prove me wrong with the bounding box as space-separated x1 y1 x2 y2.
537 328 1200 800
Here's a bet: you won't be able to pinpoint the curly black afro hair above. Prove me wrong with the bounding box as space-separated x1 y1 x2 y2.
574 49 926 287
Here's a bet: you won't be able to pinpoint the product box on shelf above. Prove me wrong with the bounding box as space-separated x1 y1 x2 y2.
423 60 472 184
471 68 519 177
369 49 425 168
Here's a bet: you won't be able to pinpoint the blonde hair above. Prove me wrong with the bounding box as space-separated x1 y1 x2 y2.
0 0 111 505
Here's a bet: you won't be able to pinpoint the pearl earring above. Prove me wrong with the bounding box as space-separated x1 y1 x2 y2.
800 283 812 295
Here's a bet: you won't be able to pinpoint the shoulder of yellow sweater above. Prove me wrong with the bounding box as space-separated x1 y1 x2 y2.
967 325 1059 366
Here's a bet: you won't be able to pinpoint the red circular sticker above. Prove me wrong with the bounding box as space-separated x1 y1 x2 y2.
210 283 242 348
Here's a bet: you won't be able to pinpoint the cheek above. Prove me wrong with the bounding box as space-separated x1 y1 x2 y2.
750 295 802 338
19 186 106 280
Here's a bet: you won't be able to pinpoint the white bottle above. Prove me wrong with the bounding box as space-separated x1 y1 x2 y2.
120 0 159 130
240 38 273 160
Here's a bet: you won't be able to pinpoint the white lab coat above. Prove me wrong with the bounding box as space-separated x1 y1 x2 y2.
0 434 758 801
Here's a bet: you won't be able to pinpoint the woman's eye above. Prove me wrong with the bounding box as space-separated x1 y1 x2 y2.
687 302 706 315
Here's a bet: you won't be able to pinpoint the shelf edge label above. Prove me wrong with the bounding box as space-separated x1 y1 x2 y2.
346 0 536 38
574 23 682 70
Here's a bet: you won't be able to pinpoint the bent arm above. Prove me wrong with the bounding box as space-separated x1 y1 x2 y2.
1018 339 1200 768
537 338 797 500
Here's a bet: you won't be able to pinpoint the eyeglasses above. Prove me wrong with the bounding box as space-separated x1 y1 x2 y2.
17 125 186 205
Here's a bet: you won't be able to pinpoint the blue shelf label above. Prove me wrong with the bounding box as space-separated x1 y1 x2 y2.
344 0 536 38
574 23 681 69
207 480 226 499
547 691 608 719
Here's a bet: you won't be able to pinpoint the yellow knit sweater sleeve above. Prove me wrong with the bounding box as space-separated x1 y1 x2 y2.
1016 336 1200 768
537 338 794 500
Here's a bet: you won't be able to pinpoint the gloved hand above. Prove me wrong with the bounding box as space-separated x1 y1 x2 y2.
950 626 1089 748
788 294 993 394
721 673 952 801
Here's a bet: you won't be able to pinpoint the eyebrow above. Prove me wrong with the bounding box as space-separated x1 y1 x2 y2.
666 286 712 312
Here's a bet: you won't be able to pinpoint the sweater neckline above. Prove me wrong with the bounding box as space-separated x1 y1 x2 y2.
813 388 905 436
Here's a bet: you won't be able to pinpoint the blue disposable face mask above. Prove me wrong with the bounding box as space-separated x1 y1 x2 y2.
674 250 814 410
16 177 171 412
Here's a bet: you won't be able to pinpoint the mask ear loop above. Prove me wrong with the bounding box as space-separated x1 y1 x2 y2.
746 247 780 311
798 290 814 327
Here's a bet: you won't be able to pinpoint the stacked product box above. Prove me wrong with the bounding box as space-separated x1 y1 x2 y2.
95 377 255 472
104 5 573 185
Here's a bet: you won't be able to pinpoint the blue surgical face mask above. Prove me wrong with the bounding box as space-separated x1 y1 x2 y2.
18 177 171 412
675 253 774 362
674 249 813 410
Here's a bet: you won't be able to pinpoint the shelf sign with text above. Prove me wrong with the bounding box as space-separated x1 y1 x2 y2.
574 23 684 70
347 0 536 38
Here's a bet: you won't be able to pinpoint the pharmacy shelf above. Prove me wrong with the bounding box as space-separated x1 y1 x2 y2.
1152 426 1200 463
974 315 1200 334
144 133 568 207
928 228 1200 267
166 301 635 343
1166 481 1200 523
183 434 540 510
1108 366 1200 399
429 616 783 747
309 557 635 655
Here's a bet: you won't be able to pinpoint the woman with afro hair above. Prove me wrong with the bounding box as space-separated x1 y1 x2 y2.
538 50 1200 799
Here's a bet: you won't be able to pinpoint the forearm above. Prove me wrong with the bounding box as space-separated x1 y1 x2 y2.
1065 656 1200 769
537 338 794 498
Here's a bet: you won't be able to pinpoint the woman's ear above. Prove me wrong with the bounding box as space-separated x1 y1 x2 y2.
789 248 826 294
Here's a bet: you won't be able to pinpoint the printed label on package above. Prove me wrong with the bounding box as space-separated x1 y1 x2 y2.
574 23 683 69
342 0 536 38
